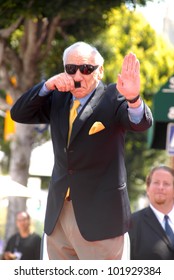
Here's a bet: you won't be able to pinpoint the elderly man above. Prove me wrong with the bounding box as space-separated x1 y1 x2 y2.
11 41 152 259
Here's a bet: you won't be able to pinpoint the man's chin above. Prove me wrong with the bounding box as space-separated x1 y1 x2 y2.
154 197 165 205
72 89 89 98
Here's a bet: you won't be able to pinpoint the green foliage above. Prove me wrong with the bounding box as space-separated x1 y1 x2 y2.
93 5 174 90
0 1 157 30
0 0 122 25
0 1 134 83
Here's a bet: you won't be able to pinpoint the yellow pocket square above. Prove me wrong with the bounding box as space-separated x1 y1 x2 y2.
89 122 105 135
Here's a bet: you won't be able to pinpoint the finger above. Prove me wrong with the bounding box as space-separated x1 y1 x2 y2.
116 74 123 91
45 76 58 90
54 73 73 92
56 79 68 91
121 54 129 73
134 59 140 74
117 74 122 85
64 73 75 90
127 53 137 72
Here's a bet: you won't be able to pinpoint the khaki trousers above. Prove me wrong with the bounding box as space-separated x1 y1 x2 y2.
46 200 130 260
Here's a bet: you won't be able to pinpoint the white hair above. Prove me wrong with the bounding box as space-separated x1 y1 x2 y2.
62 41 104 66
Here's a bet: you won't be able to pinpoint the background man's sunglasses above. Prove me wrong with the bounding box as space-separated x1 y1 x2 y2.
65 64 99 75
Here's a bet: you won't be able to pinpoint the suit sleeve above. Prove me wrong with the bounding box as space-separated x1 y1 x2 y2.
117 99 153 132
10 81 52 124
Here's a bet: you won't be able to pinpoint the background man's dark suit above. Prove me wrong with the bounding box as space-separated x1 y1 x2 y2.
129 206 174 259
11 81 152 242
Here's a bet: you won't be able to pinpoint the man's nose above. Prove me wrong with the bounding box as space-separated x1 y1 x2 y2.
74 69 83 80
158 183 164 189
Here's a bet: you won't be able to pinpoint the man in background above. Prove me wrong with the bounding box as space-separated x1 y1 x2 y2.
129 165 174 259
2 211 41 260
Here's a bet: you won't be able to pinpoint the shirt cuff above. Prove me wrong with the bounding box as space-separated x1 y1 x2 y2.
39 83 51 96
128 100 144 124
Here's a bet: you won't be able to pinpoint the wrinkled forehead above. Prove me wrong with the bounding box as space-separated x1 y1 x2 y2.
65 46 97 64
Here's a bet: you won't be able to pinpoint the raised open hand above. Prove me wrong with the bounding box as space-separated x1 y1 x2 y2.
116 53 140 100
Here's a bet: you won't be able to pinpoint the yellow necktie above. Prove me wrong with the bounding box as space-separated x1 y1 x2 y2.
66 99 80 200
68 99 80 145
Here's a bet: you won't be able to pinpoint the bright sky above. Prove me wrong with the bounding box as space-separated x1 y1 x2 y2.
136 0 173 34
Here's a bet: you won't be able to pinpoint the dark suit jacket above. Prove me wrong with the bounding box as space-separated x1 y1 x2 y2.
129 206 174 259
11 81 152 241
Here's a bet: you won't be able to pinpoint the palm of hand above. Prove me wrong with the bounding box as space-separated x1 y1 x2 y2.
116 53 140 99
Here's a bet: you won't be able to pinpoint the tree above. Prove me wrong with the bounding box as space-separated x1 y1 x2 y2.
0 0 164 241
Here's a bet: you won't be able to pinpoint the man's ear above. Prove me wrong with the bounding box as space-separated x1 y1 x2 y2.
146 186 150 198
98 65 104 80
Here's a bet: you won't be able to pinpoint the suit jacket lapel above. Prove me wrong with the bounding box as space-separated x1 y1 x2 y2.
144 207 171 247
69 82 105 145
58 93 72 144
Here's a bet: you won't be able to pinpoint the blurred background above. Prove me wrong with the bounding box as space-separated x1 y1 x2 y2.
0 0 174 256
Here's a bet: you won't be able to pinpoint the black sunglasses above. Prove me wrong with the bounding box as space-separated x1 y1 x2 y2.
65 64 99 75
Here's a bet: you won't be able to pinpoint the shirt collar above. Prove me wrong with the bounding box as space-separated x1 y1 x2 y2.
73 91 94 107
150 204 174 225
72 82 99 106
150 204 164 224
167 207 174 224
